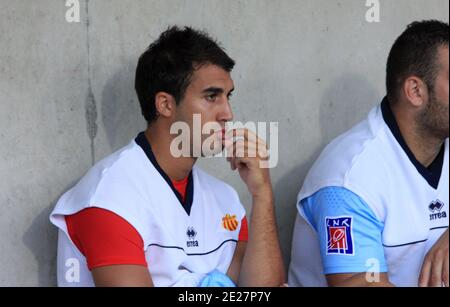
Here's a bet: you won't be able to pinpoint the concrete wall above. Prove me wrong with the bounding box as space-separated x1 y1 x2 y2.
0 0 448 286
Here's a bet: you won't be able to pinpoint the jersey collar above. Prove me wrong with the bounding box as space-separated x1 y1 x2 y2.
135 132 194 215
381 97 445 189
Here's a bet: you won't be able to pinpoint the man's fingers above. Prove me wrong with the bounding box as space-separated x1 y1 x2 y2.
224 129 269 172
225 129 267 149
419 258 432 287
225 139 268 159
224 129 269 160
233 156 251 169
227 150 252 169
228 157 237 171
225 128 250 141
430 255 444 287
229 156 248 171
443 252 449 287
235 142 257 158
227 157 232 170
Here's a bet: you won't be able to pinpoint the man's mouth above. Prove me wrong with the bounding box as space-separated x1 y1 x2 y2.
215 129 226 140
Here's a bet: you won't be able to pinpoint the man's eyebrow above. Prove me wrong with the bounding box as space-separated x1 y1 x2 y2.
202 87 224 95
202 87 235 95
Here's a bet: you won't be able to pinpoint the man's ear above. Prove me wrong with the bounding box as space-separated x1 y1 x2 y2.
403 76 428 107
154 92 177 118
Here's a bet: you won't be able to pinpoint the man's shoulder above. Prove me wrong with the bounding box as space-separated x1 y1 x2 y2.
299 105 392 202
92 141 139 175
312 121 384 180
66 141 144 200
50 140 150 230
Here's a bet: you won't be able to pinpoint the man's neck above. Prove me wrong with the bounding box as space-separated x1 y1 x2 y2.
145 127 196 181
392 105 445 168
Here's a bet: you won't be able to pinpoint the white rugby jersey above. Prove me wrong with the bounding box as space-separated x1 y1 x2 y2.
50 132 246 287
289 98 449 287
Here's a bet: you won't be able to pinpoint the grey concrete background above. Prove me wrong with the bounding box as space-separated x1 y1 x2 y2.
0 0 448 286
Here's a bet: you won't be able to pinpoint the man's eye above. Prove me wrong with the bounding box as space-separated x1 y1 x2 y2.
227 93 233 101
206 94 217 102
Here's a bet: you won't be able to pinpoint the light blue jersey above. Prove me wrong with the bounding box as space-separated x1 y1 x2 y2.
302 187 387 275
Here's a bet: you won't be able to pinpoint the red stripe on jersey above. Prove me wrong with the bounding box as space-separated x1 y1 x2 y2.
65 208 147 271
239 217 249 242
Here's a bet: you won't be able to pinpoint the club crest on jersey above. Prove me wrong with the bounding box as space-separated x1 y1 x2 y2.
429 200 447 221
326 216 354 255
222 214 239 231
186 226 199 247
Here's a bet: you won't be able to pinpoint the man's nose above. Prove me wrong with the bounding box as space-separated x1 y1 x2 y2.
219 99 234 122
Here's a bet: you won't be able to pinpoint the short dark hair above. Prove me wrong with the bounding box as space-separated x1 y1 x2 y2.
135 26 235 123
386 20 449 103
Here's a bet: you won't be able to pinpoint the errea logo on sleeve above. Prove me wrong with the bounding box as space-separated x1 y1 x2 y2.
326 216 355 256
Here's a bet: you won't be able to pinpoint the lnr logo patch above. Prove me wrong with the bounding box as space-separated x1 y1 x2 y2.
326 216 354 255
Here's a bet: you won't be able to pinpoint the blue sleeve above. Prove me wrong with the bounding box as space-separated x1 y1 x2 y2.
302 187 388 275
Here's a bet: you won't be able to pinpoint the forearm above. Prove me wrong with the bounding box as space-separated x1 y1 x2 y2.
238 189 285 287
92 265 154 287
328 273 395 287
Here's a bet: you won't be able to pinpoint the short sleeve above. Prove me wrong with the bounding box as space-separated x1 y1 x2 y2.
65 208 148 271
301 187 388 275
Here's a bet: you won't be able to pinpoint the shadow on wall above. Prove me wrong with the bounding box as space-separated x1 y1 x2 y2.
101 59 146 152
22 180 78 287
278 74 379 269
274 146 324 272
22 204 57 286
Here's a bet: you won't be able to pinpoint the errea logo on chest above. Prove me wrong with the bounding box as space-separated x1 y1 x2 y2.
186 227 199 248
429 200 447 221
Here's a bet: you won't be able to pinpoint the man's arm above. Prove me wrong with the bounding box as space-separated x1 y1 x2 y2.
300 187 390 287
227 242 246 285
65 208 153 287
225 129 285 287
92 265 154 287
419 229 449 287
327 273 394 287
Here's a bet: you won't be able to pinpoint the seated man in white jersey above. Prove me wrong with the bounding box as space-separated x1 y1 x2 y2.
289 20 449 287
50 26 285 287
